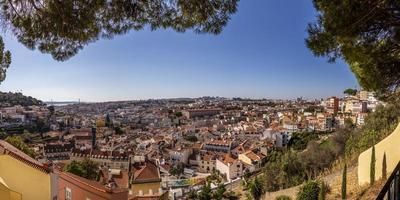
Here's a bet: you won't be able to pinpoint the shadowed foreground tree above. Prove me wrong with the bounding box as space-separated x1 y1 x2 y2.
307 0 400 100
0 0 238 61
0 0 239 85
0 37 11 85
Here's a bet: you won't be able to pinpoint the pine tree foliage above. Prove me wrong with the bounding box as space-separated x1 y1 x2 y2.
0 0 238 61
0 37 11 84
307 0 400 100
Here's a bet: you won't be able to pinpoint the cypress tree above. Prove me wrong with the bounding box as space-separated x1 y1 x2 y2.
370 146 376 185
341 163 347 200
382 152 387 180
319 182 327 200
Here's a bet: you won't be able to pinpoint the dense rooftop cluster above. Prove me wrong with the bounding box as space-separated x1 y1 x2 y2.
0 92 382 199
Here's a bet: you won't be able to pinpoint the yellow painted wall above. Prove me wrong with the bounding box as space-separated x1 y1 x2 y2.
0 155 51 200
238 154 252 166
96 119 106 127
0 181 22 200
131 182 161 196
0 181 11 200
10 191 22 200
358 122 400 185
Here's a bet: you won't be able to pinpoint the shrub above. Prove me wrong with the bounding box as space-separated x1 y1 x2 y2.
276 195 291 200
64 158 99 180
5 135 36 158
263 151 306 192
247 176 264 200
319 181 330 200
345 103 400 158
288 131 319 150
296 181 320 200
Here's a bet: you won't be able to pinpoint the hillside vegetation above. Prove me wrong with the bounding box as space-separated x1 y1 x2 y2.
255 102 400 200
0 92 44 107
345 103 400 159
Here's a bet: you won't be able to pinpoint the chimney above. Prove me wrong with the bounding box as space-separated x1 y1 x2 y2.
92 127 97 149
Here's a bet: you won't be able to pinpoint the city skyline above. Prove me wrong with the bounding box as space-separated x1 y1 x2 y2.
0 0 358 102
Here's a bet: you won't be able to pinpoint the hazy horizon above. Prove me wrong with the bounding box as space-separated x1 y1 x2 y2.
0 0 358 102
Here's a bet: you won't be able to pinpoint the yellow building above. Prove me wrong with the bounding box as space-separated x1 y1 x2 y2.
131 160 166 199
96 118 106 127
358 122 400 185
0 140 55 200
238 150 265 167
0 177 22 200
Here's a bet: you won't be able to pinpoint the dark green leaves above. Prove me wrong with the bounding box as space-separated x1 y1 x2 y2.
0 0 239 61
64 158 99 180
306 0 400 100
343 88 357 96
0 36 11 84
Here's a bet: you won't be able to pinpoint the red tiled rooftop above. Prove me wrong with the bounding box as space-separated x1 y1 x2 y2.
60 171 127 194
132 160 161 183
0 140 49 173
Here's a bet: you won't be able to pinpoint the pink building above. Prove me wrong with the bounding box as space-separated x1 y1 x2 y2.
57 171 128 200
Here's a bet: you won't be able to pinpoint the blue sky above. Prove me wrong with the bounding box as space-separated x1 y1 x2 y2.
0 0 358 102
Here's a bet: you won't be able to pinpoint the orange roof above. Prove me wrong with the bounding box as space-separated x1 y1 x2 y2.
205 140 232 147
244 151 262 162
233 144 246 154
192 143 202 149
132 160 161 183
201 153 216 161
60 172 127 194
219 154 237 165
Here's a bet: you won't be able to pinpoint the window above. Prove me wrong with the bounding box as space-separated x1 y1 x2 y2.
65 188 72 200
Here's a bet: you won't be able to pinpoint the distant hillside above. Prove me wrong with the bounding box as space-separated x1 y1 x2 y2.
0 92 44 107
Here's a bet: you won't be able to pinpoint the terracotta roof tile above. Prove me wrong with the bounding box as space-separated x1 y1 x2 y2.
0 140 49 173
219 154 237 165
132 160 161 183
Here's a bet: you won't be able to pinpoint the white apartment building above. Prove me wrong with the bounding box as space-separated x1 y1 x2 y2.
216 154 243 181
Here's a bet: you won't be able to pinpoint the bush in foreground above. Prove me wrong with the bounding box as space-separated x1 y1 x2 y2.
296 181 320 200
276 195 291 200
